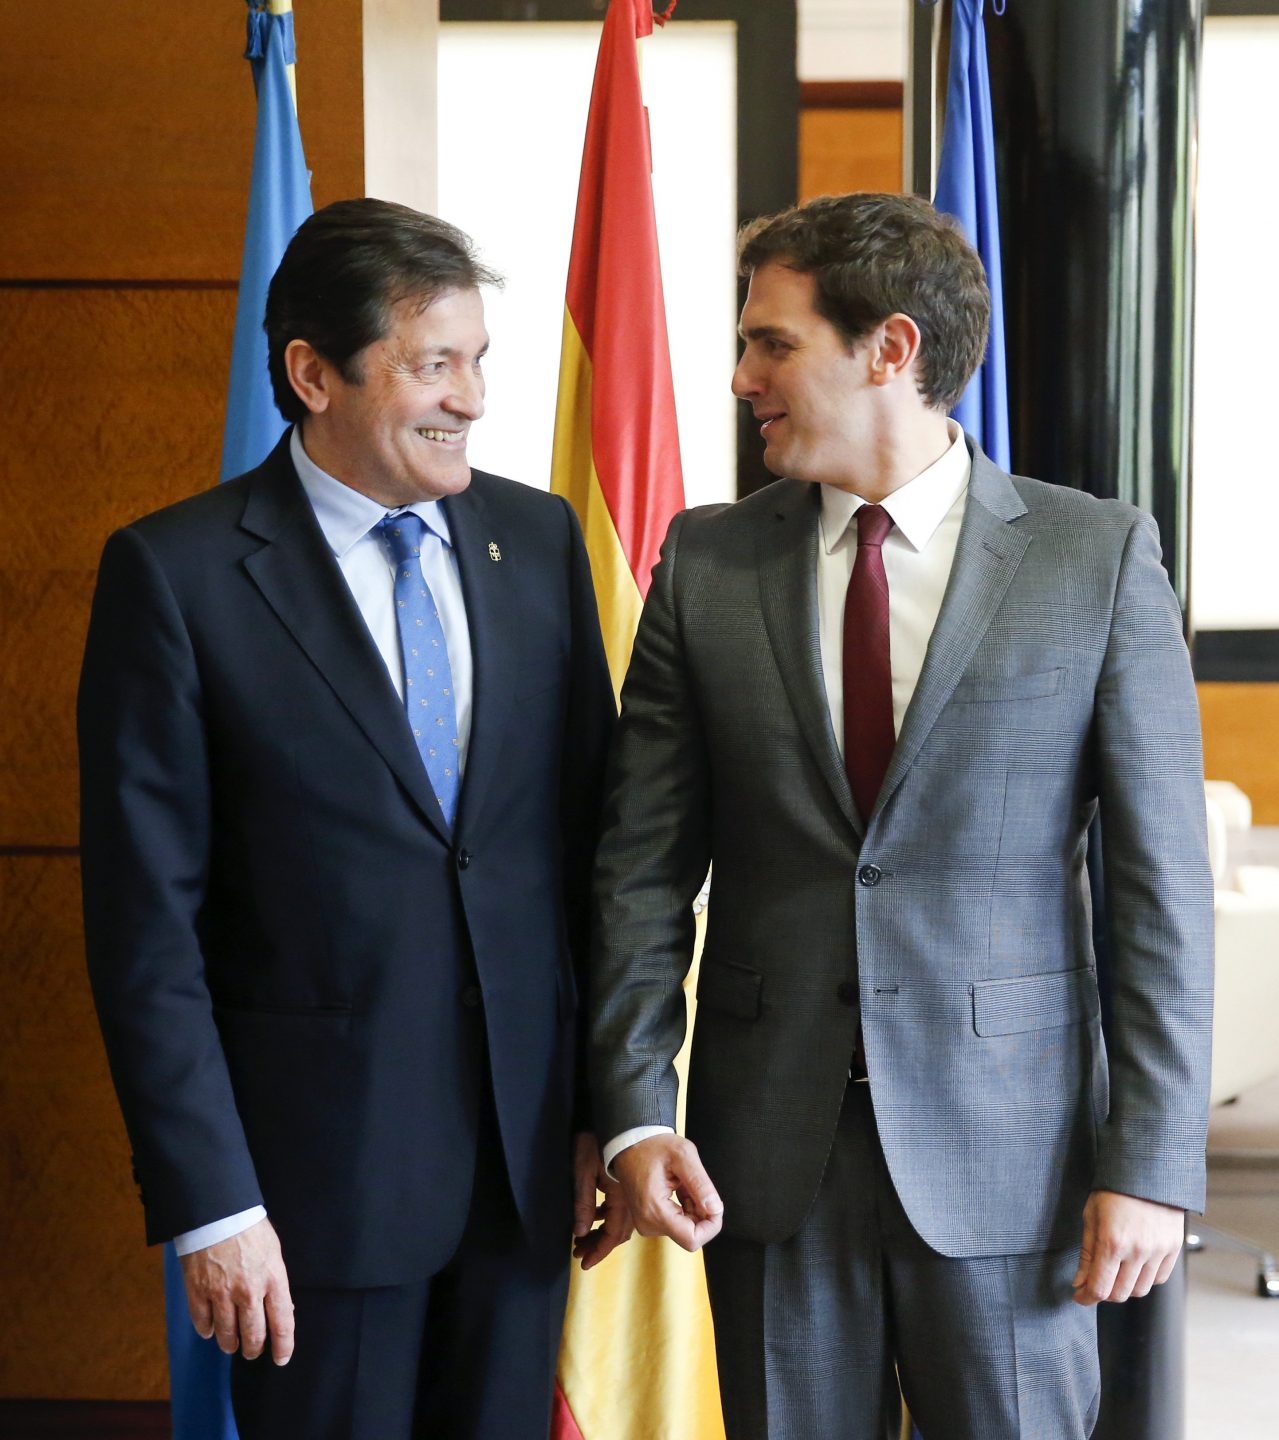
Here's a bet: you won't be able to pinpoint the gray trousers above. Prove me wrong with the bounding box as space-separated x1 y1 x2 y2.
703 1083 1101 1440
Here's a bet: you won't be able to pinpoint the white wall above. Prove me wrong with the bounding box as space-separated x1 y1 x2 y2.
797 0 907 81
437 21 737 511
1192 17 1279 630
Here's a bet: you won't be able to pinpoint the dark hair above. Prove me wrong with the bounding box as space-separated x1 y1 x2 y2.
737 192 990 412
264 198 504 424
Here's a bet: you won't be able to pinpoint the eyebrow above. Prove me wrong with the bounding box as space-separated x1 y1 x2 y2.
738 323 798 343
397 340 490 365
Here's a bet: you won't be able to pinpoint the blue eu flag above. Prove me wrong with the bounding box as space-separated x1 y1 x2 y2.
934 0 1010 469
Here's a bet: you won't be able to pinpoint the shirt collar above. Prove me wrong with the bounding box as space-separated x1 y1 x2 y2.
818 420 970 554
290 426 453 558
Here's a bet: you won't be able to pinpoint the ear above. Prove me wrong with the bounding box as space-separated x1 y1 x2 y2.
869 313 923 388
283 339 336 417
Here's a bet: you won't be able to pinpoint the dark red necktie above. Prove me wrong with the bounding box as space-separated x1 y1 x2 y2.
843 503 895 823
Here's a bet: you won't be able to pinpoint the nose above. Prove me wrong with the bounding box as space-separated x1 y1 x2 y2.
731 350 758 400
446 365 485 421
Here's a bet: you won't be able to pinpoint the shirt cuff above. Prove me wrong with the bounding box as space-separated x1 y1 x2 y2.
172 1205 268 1256
602 1125 676 1178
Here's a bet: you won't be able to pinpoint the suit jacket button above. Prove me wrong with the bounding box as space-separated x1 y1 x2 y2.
836 981 858 1006
857 864 882 887
460 984 482 1008
457 849 471 870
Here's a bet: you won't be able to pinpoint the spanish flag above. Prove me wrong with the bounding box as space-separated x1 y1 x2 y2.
550 2 724 1437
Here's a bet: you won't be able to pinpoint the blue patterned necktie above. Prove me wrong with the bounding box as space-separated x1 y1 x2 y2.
377 512 461 827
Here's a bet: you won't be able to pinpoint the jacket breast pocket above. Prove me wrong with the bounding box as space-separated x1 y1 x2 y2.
951 667 1064 703
971 966 1099 1037
696 958 763 1021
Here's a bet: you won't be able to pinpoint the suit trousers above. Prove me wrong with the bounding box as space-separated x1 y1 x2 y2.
703 1082 1101 1440
230 1077 570 1440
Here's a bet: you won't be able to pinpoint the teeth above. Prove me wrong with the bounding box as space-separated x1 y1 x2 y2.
416 429 457 442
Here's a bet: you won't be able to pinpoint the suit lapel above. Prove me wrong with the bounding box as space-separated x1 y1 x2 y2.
442 478 515 836
756 481 862 836
875 445 1031 814
239 444 453 842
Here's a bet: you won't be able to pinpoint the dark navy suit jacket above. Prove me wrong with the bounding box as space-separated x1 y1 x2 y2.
79 434 614 1288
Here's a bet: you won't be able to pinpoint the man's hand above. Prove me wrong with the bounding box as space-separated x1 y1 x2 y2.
179 1216 295 1363
1072 1190 1185 1305
571 1132 635 1271
612 1134 724 1253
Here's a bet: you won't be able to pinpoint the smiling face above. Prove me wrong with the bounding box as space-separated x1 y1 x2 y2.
291 287 489 507
731 262 880 488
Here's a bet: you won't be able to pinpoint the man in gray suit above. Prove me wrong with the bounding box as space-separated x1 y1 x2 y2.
588 193 1213 1438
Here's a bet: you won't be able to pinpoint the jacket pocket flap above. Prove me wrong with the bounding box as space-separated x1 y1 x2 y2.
972 967 1099 1037
697 958 763 1021
952 667 1064 703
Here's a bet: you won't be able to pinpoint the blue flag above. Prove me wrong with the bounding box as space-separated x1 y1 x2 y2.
220 1 313 482
933 0 1010 469
165 9 312 1437
164 1242 237 1440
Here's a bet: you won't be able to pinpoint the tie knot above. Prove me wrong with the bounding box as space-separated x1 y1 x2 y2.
856 504 893 549
377 512 428 564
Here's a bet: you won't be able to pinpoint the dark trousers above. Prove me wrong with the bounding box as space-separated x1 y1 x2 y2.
230 1090 569 1440
703 1082 1101 1440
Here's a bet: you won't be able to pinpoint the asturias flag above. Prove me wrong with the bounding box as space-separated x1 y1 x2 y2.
933 0 1010 469
549 3 724 1438
165 7 311 1438
220 0 313 482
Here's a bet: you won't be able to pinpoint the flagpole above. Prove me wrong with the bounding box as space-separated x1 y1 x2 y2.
267 1 297 109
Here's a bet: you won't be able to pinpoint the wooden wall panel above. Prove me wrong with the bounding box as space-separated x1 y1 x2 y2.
799 108 903 201
1198 682 1279 825
0 288 236 849
0 0 364 281
0 0 366 1409
0 855 166 1400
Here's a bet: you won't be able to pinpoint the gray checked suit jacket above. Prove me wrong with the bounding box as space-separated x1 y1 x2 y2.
589 441 1214 1258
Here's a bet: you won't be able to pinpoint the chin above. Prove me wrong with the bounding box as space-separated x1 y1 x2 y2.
417 465 472 499
761 446 789 477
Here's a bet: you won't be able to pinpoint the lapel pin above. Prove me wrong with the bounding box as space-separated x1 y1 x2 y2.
488 541 502 562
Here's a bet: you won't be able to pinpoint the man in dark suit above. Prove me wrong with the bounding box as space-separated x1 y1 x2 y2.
589 193 1214 1438
79 199 626 1440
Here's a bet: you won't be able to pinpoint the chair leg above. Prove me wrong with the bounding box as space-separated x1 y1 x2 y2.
1186 1221 1279 1298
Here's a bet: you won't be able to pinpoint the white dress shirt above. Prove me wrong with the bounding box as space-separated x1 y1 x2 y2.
817 421 970 748
173 428 474 1255
602 423 972 1174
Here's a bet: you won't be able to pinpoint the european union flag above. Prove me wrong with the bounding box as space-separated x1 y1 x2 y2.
934 0 1010 469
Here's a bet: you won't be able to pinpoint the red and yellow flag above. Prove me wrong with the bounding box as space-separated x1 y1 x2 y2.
551 3 724 1437
551 0 685 692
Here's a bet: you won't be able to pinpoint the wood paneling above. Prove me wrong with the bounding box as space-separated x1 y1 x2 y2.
1198 682 1279 824
799 107 903 202
0 855 166 1400
0 1401 168 1439
801 81 904 110
0 287 236 848
0 0 366 1410
0 0 363 281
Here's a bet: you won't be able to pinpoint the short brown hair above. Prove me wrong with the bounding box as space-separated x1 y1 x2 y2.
737 192 990 412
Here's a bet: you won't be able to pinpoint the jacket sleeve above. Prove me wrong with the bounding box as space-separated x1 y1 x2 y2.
588 510 713 1142
78 525 262 1242
1091 511 1215 1212
553 495 618 1130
